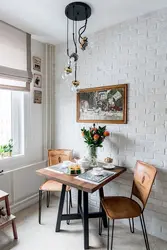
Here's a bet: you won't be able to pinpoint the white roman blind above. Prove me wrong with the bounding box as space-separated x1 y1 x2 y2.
0 21 32 91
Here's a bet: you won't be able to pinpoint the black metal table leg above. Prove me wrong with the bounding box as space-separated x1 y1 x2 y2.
99 187 108 228
83 191 89 249
69 190 73 208
78 190 82 213
55 184 66 232
46 191 50 208
39 190 42 224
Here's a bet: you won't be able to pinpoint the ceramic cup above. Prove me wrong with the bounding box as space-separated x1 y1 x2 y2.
92 167 103 175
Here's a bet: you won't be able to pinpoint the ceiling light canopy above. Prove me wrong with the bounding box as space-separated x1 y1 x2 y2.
62 2 92 92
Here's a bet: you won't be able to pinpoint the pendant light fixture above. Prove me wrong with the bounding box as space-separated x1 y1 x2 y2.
62 2 92 91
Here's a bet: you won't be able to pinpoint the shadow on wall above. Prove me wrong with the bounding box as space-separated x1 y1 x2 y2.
107 132 134 167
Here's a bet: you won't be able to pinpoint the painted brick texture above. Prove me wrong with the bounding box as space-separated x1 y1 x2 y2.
54 8 167 241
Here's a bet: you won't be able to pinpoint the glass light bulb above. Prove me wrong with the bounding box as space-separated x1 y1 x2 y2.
70 57 75 67
61 66 73 80
62 71 69 80
71 80 80 92
71 84 79 92
80 37 94 55
87 44 93 55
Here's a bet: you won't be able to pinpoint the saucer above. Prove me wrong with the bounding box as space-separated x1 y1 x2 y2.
103 164 115 170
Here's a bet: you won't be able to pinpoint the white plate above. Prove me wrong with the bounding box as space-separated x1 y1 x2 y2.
103 164 115 170
62 161 72 167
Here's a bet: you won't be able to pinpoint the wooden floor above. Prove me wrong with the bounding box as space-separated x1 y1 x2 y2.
0 198 167 250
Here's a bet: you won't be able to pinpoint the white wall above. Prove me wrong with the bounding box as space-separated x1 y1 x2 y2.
54 8 167 241
0 39 47 212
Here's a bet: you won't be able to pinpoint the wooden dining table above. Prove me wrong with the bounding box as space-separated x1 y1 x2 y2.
36 165 126 250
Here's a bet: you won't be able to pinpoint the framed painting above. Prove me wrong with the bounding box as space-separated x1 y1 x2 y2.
77 84 128 124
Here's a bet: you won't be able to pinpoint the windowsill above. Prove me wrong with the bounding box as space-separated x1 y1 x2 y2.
0 154 24 161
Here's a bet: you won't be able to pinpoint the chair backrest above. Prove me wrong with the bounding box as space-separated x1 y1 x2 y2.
131 161 157 209
48 149 72 166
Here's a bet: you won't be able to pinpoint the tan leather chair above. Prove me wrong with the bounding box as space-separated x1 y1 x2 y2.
100 161 157 250
39 149 73 225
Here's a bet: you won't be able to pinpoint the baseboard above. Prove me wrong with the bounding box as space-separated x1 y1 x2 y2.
11 193 40 214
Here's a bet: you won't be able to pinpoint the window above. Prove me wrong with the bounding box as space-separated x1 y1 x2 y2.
0 89 24 156
0 22 32 158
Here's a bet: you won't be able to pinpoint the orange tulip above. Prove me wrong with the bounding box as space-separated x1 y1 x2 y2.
104 131 110 137
94 134 99 140
81 131 84 137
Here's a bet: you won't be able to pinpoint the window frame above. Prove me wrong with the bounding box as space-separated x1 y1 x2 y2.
0 89 24 158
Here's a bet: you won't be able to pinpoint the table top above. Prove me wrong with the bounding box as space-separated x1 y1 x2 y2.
36 166 126 193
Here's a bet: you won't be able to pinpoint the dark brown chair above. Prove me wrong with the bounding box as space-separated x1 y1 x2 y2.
39 149 73 225
100 161 157 250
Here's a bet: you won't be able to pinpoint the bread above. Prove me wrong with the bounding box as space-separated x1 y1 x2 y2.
104 157 113 163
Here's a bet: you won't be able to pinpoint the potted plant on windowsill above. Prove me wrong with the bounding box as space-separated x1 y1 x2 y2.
0 139 13 158
8 139 13 157
0 146 4 158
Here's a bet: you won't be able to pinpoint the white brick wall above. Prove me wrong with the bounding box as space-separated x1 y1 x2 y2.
54 8 167 241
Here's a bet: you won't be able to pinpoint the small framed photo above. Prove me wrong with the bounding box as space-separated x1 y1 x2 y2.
34 74 42 88
33 56 41 72
34 90 42 104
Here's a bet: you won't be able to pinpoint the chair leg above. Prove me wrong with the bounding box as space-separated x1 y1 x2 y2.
107 218 110 250
66 191 70 225
140 213 150 250
110 219 114 250
69 190 73 208
39 190 42 224
46 191 50 208
129 218 135 233
99 205 103 236
12 220 18 240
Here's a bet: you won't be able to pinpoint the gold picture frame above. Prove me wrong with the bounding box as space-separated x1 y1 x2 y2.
77 84 128 124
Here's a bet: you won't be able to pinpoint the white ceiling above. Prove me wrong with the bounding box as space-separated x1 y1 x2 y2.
0 0 167 44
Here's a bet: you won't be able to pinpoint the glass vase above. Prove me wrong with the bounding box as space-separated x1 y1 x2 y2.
88 145 98 167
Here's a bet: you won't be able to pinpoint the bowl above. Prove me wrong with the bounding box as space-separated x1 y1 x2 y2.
92 167 103 176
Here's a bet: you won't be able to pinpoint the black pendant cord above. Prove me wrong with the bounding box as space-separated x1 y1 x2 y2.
66 16 69 57
74 62 77 81
75 20 77 81
78 18 88 45
80 18 88 38
72 19 77 55
75 19 77 54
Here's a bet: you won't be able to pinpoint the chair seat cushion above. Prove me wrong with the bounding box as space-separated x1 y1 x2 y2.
39 180 70 192
101 196 142 219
